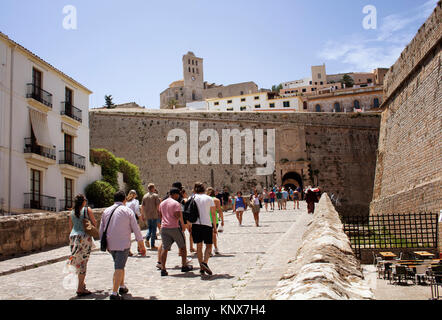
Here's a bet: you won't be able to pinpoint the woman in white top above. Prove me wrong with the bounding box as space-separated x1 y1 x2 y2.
126 190 141 256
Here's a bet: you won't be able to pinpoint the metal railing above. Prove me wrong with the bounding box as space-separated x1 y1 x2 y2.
61 102 82 123
59 150 86 170
24 193 57 212
342 213 439 260
24 138 56 160
26 83 53 108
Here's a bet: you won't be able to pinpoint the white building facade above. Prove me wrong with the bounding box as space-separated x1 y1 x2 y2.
204 92 301 112
0 32 101 215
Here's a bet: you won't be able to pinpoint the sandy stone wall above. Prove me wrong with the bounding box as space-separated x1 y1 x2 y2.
271 193 373 300
0 209 147 258
305 87 383 112
370 2 441 217
89 110 380 217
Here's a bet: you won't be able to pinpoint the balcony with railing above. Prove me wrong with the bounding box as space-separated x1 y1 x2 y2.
59 150 86 170
24 193 57 212
61 102 82 123
26 83 53 108
24 138 56 160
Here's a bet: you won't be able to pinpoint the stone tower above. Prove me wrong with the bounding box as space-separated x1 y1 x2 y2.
182 52 204 102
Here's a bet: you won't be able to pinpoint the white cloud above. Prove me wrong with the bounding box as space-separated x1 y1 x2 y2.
318 0 438 71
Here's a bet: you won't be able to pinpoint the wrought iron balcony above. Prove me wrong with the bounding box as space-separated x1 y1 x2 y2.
61 102 82 123
59 198 74 211
59 150 86 170
24 193 57 212
26 83 53 108
24 138 56 160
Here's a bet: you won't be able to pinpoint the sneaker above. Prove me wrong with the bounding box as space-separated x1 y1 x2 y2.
110 293 122 300
200 262 213 275
181 265 194 272
151 246 159 251
161 269 168 277
156 261 162 270
145 240 150 248
118 287 129 295
214 248 220 255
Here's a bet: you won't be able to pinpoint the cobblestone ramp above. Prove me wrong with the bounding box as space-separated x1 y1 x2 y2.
0 204 312 300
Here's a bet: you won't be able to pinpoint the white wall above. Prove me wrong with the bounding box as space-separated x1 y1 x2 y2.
0 37 101 214
207 92 300 112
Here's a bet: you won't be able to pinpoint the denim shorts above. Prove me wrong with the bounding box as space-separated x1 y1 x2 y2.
110 249 130 270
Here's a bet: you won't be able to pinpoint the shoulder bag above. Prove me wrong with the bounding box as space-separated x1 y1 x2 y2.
83 207 99 239
100 204 122 252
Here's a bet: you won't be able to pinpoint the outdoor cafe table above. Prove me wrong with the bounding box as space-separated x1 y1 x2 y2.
414 251 435 259
379 252 397 260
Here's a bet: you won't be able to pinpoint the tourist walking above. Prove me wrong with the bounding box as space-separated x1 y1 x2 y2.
66 194 96 297
269 189 276 211
158 188 193 276
296 186 303 201
282 188 289 210
233 191 247 226
99 191 146 300
276 188 283 210
192 182 217 275
126 190 141 256
222 187 230 212
157 182 193 270
141 184 161 250
207 187 224 255
305 186 318 214
250 190 262 227
293 186 300 210
262 188 270 212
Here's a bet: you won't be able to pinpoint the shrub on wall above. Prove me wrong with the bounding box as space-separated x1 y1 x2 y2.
85 180 115 208
117 157 145 197
90 148 145 198
90 149 119 190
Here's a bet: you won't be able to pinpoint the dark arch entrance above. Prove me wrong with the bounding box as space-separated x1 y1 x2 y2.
282 171 303 191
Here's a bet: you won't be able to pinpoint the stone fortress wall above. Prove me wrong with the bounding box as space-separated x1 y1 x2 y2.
370 2 442 217
89 110 380 218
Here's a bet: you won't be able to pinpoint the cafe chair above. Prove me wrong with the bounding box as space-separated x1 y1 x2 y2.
390 265 408 285
429 266 442 300
394 252 403 262
414 264 430 285
373 252 383 266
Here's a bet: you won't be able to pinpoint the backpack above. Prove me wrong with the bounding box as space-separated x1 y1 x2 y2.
183 196 200 223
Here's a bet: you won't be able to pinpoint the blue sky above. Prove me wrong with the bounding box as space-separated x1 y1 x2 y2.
0 0 438 109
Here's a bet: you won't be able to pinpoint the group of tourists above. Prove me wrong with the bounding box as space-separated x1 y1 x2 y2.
65 182 320 300
65 181 224 300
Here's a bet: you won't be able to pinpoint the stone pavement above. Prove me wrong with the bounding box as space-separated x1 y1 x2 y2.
0 202 312 300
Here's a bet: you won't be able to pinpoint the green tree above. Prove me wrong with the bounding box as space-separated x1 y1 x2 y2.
104 95 115 109
341 74 354 88
117 157 145 197
168 99 178 109
85 180 116 208
271 84 283 93
90 148 120 190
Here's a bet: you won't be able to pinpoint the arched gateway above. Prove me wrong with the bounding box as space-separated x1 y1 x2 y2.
282 171 303 190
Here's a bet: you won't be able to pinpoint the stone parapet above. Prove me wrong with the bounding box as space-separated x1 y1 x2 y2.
270 194 373 300
0 209 148 259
